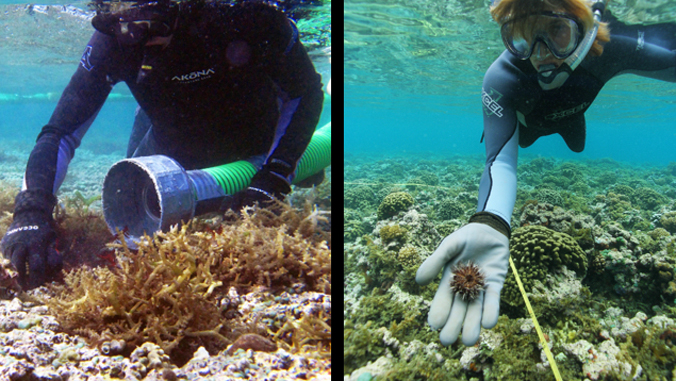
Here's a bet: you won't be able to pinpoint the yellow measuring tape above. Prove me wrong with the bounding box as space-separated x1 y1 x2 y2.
509 256 562 381
344 181 455 190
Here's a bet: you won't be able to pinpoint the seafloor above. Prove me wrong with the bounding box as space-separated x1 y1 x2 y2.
344 152 676 380
0 142 332 380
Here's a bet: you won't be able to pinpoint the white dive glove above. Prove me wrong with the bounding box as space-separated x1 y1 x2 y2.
416 212 510 346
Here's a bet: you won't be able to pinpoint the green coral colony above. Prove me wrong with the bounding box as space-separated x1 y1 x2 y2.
344 156 676 380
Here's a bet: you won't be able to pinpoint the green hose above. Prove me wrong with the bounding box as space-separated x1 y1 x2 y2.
202 122 331 195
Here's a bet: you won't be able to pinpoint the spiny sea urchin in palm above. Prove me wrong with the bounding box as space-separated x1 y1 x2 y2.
450 261 485 301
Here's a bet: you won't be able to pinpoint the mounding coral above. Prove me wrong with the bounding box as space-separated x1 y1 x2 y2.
377 192 415 220
503 225 588 311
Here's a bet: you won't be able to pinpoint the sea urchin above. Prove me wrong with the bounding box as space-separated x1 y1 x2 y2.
450 261 485 301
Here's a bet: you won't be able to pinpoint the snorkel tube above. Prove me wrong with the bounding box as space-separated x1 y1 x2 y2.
538 0 608 90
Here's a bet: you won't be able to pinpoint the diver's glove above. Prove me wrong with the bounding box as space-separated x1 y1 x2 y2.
416 212 510 346
0 189 62 289
231 162 292 211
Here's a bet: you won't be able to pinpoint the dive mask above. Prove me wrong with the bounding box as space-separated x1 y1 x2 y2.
92 0 178 45
501 11 583 60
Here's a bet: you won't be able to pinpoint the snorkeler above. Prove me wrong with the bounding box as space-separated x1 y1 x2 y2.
416 0 676 346
0 0 324 289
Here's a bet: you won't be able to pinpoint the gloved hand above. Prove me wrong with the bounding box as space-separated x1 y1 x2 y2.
231 163 292 211
0 189 62 289
416 212 510 346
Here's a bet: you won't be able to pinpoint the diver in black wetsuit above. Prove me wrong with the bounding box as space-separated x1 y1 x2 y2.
416 0 676 347
0 0 324 288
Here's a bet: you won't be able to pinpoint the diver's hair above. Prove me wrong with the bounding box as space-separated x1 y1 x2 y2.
491 0 610 56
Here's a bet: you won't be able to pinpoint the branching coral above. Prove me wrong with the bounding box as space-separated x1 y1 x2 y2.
270 309 331 358
44 203 331 365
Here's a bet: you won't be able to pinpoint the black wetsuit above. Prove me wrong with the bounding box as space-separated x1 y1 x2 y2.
24 1 323 194
478 14 676 225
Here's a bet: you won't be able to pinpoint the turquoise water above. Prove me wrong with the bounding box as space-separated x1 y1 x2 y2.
345 0 676 164
345 2 676 380
0 0 331 154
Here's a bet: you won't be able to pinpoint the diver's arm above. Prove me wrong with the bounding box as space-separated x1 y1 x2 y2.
24 32 116 194
251 3 324 180
593 33 676 83
477 56 521 226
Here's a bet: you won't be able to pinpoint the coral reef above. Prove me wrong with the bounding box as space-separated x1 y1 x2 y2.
344 153 676 380
226 333 277 356
502 224 588 311
0 294 330 380
632 187 667 211
0 144 332 379
436 198 465 221
377 192 415 220
660 211 676 234
534 187 564 207
43 204 330 365
378 224 408 247
345 185 378 210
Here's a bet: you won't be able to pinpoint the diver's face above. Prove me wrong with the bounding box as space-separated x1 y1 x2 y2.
527 8 568 76
92 1 178 46
144 32 174 47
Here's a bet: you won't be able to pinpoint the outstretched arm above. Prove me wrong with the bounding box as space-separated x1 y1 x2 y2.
416 54 524 346
25 31 116 194
477 55 522 226
591 17 676 83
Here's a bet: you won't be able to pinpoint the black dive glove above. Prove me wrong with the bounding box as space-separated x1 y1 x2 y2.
0 189 62 289
231 162 292 211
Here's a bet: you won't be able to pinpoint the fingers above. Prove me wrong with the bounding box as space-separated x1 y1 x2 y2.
8 245 28 287
46 246 63 278
437 292 485 347
416 234 463 285
27 247 46 289
439 296 466 346
427 264 454 329
482 286 501 329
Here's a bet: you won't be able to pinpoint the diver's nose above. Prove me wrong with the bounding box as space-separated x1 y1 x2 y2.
533 41 552 60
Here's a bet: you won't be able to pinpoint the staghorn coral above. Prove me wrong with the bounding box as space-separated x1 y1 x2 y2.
44 204 331 366
271 308 332 358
